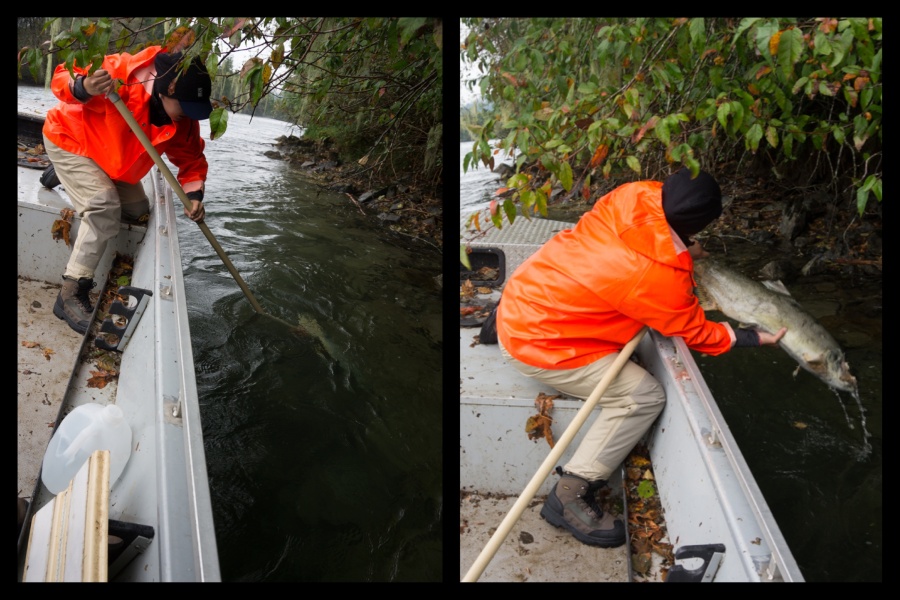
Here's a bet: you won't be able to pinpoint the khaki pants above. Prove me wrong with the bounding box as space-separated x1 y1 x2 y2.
43 135 150 281
499 339 665 481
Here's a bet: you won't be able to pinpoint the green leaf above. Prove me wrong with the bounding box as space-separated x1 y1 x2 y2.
729 101 745 132
732 18 762 48
831 124 846 146
856 185 869 216
746 123 763 152
398 17 426 46
683 155 700 176
765 125 779 148
490 207 502 229
791 76 808 95
777 27 804 80
521 189 535 210
535 189 548 217
503 198 517 224
829 31 849 68
637 479 656 499
717 102 732 130
558 161 573 192
654 117 671 146
813 32 832 57
209 108 228 140
460 244 471 269
626 155 641 175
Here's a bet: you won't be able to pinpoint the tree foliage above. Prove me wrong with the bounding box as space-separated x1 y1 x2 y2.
18 17 442 191
461 17 881 237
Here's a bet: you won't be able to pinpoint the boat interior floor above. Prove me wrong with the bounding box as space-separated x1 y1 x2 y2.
459 480 631 582
17 276 85 497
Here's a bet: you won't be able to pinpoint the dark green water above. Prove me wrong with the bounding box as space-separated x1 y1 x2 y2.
180 115 442 581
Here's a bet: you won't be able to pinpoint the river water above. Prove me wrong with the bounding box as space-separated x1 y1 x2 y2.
187 118 443 582
460 141 882 582
20 84 442 582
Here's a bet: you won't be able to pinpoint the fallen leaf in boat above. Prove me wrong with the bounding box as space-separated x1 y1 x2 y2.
792 421 808 429
42 348 54 361
475 266 498 280
51 219 71 245
625 443 675 580
630 455 651 468
87 370 116 389
637 479 656 499
477 286 492 294
525 392 561 448
460 279 475 300
534 392 560 414
21 340 40 348
52 209 75 246
632 552 652 576
525 414 555 447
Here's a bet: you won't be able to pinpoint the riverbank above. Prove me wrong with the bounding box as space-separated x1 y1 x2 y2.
265 135 443 252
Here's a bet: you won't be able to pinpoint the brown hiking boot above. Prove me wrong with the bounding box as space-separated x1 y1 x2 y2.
53 276 96 334
540 468 626 547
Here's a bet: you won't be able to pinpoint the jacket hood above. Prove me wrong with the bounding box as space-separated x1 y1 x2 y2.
597 180 692 272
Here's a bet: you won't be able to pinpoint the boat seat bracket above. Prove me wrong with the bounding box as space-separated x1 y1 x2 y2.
108 519 155 580
666 543 726 582
95 286 153 352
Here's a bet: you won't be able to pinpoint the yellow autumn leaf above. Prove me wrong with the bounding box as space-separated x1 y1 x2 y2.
769 30 782 57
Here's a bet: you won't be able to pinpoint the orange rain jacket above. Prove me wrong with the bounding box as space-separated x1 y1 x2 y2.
43 46 207 192
496 180 734 370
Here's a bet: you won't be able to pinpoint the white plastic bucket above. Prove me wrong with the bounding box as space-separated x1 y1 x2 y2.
41 403 133 495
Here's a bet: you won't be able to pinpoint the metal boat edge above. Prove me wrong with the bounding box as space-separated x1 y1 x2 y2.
459 216 804 582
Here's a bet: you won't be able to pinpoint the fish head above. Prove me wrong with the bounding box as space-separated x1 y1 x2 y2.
824 349 858 394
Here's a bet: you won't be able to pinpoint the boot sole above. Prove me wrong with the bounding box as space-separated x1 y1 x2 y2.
53 299 88 335
539 504 626 548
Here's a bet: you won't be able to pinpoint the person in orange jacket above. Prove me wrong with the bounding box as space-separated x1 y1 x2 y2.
43 47 213 334
495 168 786 548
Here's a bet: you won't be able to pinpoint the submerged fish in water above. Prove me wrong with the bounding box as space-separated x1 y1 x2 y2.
295 313 339 364
693 258 857 394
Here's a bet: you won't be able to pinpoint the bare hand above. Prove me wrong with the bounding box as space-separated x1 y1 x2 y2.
758 327 787 346
688 240 710 259
184 199 205 223
83 69 113 96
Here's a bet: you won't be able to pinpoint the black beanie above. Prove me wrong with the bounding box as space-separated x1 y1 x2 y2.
662 168 722 246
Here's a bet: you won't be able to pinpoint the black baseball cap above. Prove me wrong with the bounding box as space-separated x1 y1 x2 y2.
154 52 213 120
